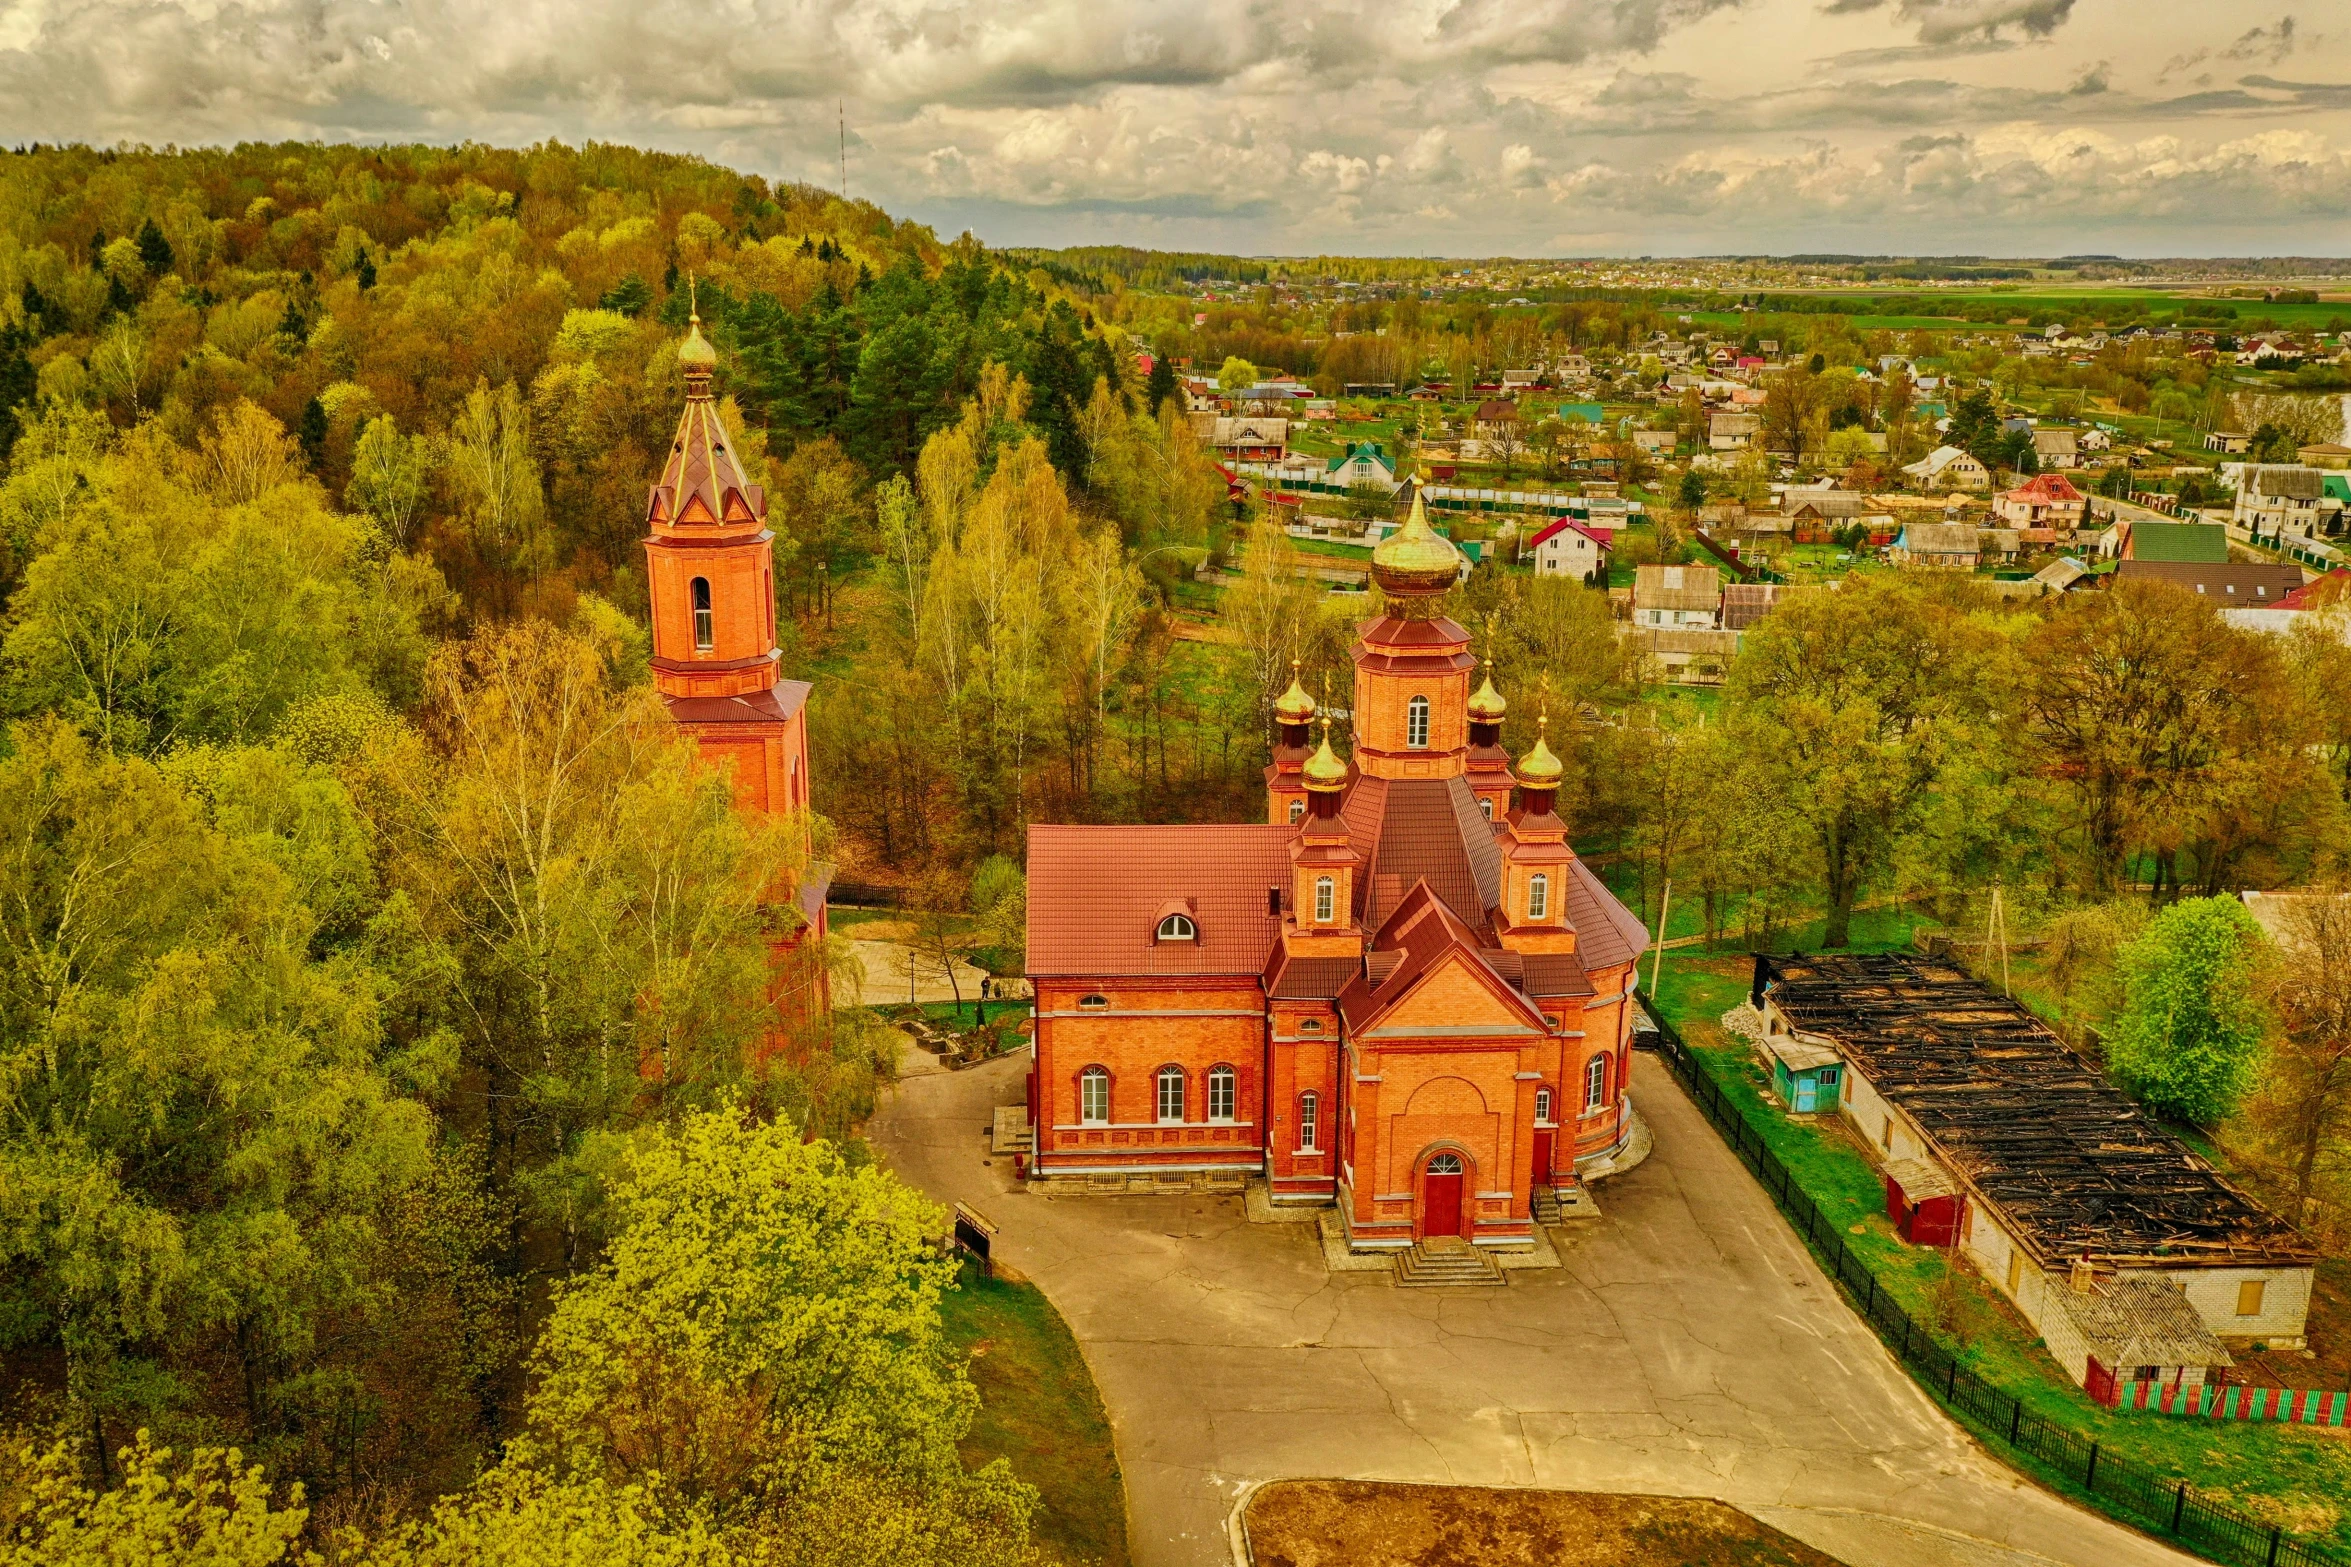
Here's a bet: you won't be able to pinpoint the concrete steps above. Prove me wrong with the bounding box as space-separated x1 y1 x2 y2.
1393 1236 1506 1288
1531 1186 1564 1225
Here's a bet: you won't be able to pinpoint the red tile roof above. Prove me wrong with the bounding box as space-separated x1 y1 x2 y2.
1027 824 1291 976
662 680 811 726
1564 858 1649 973
1526 519 1611 552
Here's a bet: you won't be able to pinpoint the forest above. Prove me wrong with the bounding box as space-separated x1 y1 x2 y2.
1 144 2349 1564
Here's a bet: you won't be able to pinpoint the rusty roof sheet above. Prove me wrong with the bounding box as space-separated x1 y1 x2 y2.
1027 824 1291 976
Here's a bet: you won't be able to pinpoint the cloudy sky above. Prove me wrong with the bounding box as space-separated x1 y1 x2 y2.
1 0 2345 256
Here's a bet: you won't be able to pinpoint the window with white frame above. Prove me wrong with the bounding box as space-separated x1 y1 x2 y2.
1078 993 1109 1009
1156 912 1196 941
1584 1053 1609 1111
1079 1067 1110 1125
1314 875 1335 923
1288 798 1304 823
1527 872 1550 920
1155 1066 1185 1123
1298 1018 1322 1034
690 577 714 651
1207 1065 1236 1122
1406 694 1430 748
1534 1087 1553 1124
1297 1091 1319 1151
1480 796 1493 819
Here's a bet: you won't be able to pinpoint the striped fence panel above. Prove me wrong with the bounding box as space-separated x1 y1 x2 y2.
2112 1382 2349 1425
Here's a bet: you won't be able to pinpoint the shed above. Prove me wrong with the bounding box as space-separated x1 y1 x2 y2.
1763 1031 1843 1114
2056 1275 2234 1406
1881 1157 1965 1246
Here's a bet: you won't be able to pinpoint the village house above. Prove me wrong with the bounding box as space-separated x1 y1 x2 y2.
1992 473 2087 532
1024 499 1650 1263
1783 488 1868 544
1472 399 1521 440
1192 414 1290 463
1889 521 1983 569
2114 560 2307 604
1903 446 1992 490
2205 430 2252 455
1755 955 2317 1402
2120 518 2230 563
1709 412 1761 451
1524 517 1610 583
2296 442 2351 469
1323 441 1399 493
2233 465 2333 546
1632 429 1677 458
2029 428 2080 469
1630 563 1722 628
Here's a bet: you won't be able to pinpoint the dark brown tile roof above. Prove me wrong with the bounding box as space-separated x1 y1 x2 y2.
1265 951 1360 999
1342 775 1502 938
1564 859 1648 973
2113 560 2306 602
1522 951 1596 998
662 679 812 726
1027 824 1290 976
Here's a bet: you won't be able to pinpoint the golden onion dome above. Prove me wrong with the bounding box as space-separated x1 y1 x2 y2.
1302 719 1349 792
1517 715 1564 788
1370 491 1462 598
678 311 718 370
1468 658 1507 723
1273 660 1317 725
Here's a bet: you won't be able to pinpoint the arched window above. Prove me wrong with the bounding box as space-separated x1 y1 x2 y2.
1480 796 1493 820
1297 1092 1320 1152
1298 1018 1322 1034
1314 875 1335 924
1207 1065 1237 1122
1534 1087 1554 1124
1288 798 1305 823
1528 872 1550 921
1406 694 1431 748
1078 994 1110 1010
1425 1151 1463 1174
1585 1053 1610 1111
1155 1065 1186 1123
1156 912 1197 942
1079 1066 1110 1125
690 577 714 651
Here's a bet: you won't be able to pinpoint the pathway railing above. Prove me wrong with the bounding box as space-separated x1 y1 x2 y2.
1634 989 2347 1567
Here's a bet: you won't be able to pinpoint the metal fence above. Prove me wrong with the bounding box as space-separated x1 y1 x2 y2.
1634 990 2347 1567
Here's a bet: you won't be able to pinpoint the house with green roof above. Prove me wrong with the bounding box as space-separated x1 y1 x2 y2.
1324 441 1398 492
2123 520 2229 564
1554 402 1607 425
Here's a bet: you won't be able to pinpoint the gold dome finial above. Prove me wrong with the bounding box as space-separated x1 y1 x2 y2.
1468 654 1507 723
1518 705 1564 788
679 274 718 373
1274 658 1316 725
1303 712 1348 792
1370 490 1462 601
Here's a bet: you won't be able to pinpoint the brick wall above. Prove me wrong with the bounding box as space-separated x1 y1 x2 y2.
1033 979 1268 1173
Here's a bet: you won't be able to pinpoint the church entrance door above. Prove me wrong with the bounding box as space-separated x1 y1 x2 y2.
1421 1152 1464 1239
1533 1127 1555 1184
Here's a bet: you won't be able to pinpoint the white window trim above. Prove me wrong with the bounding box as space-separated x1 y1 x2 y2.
1407 694 1430 748
1079 1068 1110 1125
1156 1067 1186 1124
1585 1054 1609 1111
1528 872 1550 921
1207 1066 1237 1124
1314 876 1335 923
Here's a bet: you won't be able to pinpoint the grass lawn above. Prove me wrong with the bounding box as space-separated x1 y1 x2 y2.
942 1259 1130 1567
1650 955 2351 1553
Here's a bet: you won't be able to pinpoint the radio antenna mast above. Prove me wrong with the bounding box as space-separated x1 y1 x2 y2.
838 102 847 199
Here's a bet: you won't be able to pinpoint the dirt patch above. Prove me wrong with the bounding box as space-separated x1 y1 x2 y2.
1244 1480 1849 1567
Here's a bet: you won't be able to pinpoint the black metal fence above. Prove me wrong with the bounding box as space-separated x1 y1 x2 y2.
1634 990 2344 1567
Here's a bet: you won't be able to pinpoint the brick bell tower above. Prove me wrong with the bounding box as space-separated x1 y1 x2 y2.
1355 493 1474 779
644 307 829 1044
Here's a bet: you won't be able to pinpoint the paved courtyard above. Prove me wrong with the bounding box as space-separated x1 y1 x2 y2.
872 1048 2196 1567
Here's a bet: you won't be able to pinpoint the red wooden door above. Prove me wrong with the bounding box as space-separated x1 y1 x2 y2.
1533 1128 1555 1184
1423 1154 1464 1238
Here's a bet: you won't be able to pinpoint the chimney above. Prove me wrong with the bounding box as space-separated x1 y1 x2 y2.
2069 1256 2096 1295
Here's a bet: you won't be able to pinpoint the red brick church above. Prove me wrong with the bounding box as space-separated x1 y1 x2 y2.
642 310 831 1050
1026 498 1648 1250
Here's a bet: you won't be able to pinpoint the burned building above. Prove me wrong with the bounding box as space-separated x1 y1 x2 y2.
1754 953 2315 1399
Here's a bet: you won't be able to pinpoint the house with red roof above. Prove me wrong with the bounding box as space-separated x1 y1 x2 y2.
1524 517 1610 583
1025 497 1649 1260
1992 472 2086 533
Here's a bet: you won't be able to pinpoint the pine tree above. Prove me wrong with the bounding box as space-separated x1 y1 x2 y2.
355 249 377 291
1146 354 1177 414
0 324 36 463
298 394 328 470
598 272 651 317
134 217 173 277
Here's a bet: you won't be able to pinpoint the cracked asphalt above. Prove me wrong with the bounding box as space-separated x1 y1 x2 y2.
871 1051 2196 1567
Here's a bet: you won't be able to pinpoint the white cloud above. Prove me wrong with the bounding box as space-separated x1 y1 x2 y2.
0 0 2344 252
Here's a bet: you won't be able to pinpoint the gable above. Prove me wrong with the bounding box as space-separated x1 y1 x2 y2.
1370 950 1544 1037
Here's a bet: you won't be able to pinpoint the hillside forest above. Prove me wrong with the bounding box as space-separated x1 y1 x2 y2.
0 142 2348 1563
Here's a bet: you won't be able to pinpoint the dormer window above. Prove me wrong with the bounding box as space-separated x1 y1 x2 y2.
1528 872 1550 921
1407 694 1430 748
691 577 714 650
1156 913 1197 942
1314 876 1335 924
